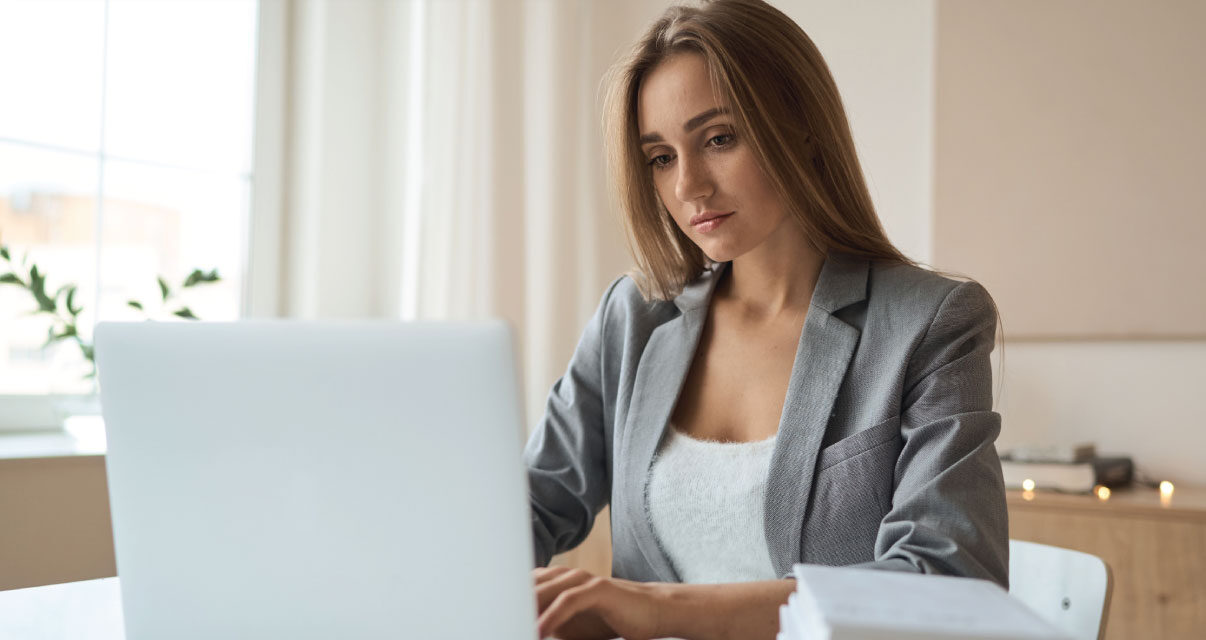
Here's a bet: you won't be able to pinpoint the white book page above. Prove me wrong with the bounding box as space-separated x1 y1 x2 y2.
791 566 1069 640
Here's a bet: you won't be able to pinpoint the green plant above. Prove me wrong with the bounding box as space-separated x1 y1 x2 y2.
0 243 220 379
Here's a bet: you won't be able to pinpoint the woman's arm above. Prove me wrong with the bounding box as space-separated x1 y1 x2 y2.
534 567 794 640
526 278 624 567
657 579 796 640
859 279 1008 584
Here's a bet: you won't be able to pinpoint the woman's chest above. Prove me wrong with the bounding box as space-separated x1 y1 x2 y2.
670 318 803 442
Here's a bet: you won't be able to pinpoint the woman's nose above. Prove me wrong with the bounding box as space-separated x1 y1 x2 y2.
674 154 714 203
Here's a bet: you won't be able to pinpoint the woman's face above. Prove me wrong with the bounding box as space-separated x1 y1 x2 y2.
637 52 792 263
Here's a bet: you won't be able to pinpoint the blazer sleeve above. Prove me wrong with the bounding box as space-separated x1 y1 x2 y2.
852 280 1010 587
522 278 620 567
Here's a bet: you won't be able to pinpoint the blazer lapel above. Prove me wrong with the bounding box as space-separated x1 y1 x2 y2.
764 252 868 577
617 264 722 583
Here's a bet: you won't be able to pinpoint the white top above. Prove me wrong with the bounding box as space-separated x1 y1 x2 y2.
647 426 779 584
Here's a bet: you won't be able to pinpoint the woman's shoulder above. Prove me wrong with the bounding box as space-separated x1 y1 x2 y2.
864 259 996 320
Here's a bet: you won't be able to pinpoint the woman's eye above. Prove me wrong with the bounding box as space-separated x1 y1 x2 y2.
648 154 673 169
707 133 734 147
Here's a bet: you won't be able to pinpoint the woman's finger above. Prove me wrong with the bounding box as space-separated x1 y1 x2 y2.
538 577 607 637
532 566 573 586
535 569 593 612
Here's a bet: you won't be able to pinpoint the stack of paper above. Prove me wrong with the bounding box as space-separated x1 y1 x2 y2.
778 565 1070 640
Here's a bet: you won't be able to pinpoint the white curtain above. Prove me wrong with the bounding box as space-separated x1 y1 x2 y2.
255 0 672 423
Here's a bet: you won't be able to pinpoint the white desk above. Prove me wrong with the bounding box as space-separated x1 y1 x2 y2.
0 578 551 640
0 578 124 639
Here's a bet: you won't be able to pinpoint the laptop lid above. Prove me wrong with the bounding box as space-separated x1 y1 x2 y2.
95 321 536 639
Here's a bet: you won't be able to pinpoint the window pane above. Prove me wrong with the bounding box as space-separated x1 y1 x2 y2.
0 143 99 395
99 161 246 325
0 0 105 152
103 0 258 173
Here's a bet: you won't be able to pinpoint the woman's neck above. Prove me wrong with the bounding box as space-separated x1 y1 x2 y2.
719 222 824 322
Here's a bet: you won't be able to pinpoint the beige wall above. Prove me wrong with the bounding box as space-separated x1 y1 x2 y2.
993 343 1206 486
933 1 1206 482
934 0 1206 338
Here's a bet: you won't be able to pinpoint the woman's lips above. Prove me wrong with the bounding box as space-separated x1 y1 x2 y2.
690 211 734 233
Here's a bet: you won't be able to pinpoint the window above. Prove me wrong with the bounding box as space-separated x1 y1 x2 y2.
0 0 259 426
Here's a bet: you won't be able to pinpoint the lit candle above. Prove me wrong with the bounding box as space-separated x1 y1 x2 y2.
1022 489 1035 502
1095 485 1111 501
1022 479 1036 492
1160 481 1174 507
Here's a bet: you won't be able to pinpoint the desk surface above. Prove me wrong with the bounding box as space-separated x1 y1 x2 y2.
0 578 123 639
2 578 556 640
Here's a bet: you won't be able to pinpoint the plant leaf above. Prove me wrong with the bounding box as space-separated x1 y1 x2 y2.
35 291 55 312
42 324 78 347
183 269 201 288
0 245 9 261
29 265 55 313
127 300 144 311
182 268 221 288
66 286 80 316
173 307 197 320
0 273 22 285
158 276 170 301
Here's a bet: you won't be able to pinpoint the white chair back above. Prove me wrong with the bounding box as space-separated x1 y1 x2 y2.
1009 539 1113 640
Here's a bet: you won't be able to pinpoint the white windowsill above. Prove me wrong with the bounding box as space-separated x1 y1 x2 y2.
0 416 106 459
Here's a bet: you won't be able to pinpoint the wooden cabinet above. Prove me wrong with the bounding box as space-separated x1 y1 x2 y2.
0 455 116 591
1008 486 1206 640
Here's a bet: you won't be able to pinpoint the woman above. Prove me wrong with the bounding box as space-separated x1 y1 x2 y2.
526 1 1007 638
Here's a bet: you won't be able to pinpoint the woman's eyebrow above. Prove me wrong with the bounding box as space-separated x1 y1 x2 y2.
639 107 730 145
683 107 728 133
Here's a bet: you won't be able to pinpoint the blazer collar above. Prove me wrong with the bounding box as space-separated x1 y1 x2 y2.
764 252 867 576
807 250 870 314
620 251 870 582
671 262 726 314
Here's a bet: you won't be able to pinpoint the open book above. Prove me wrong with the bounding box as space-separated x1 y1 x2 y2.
778 565 1069 640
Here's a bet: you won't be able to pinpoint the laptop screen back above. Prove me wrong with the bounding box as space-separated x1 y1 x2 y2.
95 321 536 639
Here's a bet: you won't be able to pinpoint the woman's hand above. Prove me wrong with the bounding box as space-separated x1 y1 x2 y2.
533 567 668 640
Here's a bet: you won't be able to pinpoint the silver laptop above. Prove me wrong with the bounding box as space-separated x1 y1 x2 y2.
95 321 537 639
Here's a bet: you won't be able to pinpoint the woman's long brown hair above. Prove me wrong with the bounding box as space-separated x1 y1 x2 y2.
604 0 915 300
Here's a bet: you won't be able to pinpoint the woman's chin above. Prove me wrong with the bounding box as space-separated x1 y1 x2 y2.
697 241 745 264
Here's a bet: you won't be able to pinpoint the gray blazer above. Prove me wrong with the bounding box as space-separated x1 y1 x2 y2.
523 251 1009 587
